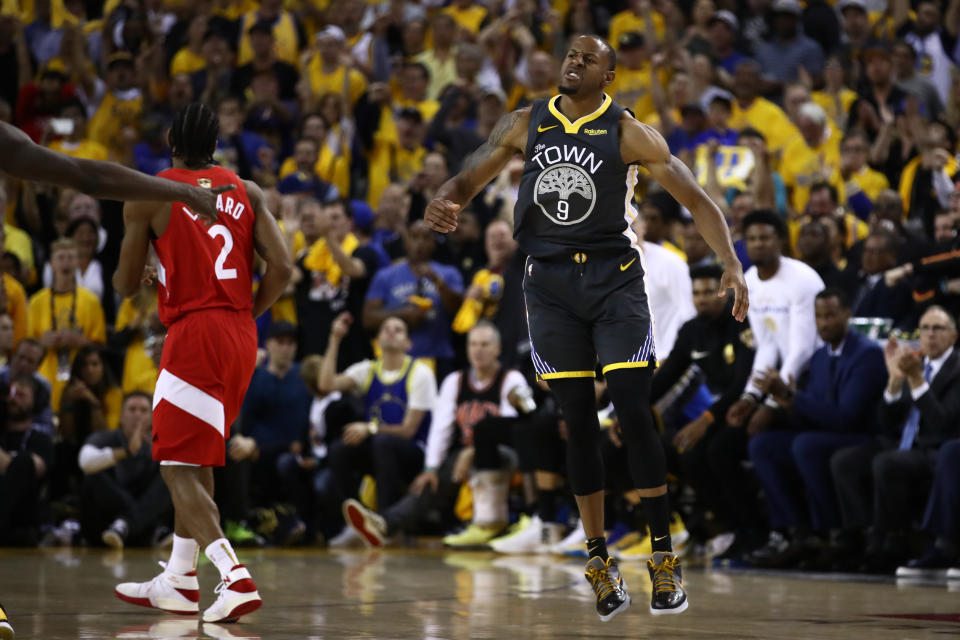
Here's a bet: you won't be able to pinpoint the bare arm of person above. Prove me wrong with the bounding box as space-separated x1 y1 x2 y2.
622 115 749 321
424 108 530 232
114 201 157 297
0 121 232 221
246 180 294 319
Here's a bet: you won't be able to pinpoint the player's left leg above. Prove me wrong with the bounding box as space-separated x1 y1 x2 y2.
605 368 688 615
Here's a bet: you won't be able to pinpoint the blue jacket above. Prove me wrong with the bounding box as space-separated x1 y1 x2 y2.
792 329 887 432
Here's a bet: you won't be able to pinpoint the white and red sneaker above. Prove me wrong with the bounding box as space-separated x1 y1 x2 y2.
342 498 386 548
202 564 262 623
115 561 200 615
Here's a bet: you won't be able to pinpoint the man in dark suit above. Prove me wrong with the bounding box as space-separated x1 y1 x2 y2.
831 305 960 573
850 231 914 328
743 288 887 567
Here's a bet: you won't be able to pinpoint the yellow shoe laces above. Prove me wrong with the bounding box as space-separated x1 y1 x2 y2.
585 559 620 600
649 554 682 593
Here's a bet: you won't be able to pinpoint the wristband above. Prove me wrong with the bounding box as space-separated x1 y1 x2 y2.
367 421 379 435
763 396 781 410
740 392 760 404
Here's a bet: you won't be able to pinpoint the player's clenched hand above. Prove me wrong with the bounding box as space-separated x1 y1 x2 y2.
719 263 749 322
424 199 460 233
184 184 235 225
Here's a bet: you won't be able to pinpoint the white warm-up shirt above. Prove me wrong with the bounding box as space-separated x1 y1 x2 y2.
642 241 696 360
744 256 824 396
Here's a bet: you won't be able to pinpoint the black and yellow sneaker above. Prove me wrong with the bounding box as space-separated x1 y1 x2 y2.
0 600 14 639
584 556 631 621
647 551 688 615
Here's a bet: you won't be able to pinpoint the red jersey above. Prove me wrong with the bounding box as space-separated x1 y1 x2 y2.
153 167 255 326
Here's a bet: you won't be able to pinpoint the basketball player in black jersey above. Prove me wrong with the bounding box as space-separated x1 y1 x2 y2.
425 35 748 619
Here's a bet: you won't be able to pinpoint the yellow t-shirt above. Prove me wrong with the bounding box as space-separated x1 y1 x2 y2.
442 4 488 34
831 165 890 206
115 295 160 394
28 287 106 411
780 126 842 213
812 89 857 127
87 91 144 158
4 223 35 279
789 212 868 254
395 97 441 123
730 98 797 159
47 139 109 162
102 386 123 430
269 222 306 325
608 65 668 122
1 273 28 347
169 47 207 77
237 10 300 66
306 58 368 107
608 10 666 48
413 49 458 101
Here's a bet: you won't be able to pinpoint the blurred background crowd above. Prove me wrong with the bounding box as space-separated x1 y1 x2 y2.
0 0 959 580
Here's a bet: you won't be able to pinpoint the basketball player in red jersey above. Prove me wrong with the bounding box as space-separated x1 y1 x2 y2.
0 120 229 221
110 103 292 624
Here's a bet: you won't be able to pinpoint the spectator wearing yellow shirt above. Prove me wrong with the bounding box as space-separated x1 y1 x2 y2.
0 227 27 347
27 238 106 412
0 185 35 286
169 13 209 77
45 99 108 161
812 56 858 131
609 0 666 48
236 0 304 67
395 62 440 122
781 102 841 214
279 112 349 196
506 50 557 111
305 25 368 108
277 137 339 203
831 130 890 220
608 32 666 122
414 13 459 100
365 106 428 209
114 283 162 395
730 59 797 159
443 0 489 36
789 181 869 254
86 53 143 161
59 344 123 434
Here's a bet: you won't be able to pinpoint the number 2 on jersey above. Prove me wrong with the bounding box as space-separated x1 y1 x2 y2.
207 224 237 280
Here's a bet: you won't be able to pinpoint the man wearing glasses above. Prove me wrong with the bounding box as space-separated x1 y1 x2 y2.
830 306 960 574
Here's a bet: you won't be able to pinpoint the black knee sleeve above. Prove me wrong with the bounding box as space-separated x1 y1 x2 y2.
549 378 604 496
605 368 667 489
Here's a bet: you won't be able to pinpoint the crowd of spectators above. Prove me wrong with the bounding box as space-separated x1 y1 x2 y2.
0 0 958 579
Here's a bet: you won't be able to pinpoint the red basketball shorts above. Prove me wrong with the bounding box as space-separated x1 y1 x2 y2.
152 308 257 466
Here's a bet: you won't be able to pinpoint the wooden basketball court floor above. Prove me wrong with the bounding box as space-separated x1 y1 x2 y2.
3 547 959 639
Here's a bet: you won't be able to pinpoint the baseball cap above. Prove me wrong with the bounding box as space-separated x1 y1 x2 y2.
700 87 735 112
709 10 740 31
838 0 868 12
350 199 375 232
771 0 803 15
618 31 645 50
316 25 346 44
267 321 297 341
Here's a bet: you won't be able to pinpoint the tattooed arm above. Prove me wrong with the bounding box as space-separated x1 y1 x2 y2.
425 108 530 233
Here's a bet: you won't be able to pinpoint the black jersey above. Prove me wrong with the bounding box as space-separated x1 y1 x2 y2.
514 94 641 260
455 366 508 446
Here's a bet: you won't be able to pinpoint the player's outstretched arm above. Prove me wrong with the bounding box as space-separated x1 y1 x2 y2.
425 108 530 233
0 121 231 222
622 117 749 322
114 201 157 298
245 179 294 319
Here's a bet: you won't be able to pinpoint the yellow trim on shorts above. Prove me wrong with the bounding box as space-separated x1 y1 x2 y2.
601 361 651 375
539 370 596 380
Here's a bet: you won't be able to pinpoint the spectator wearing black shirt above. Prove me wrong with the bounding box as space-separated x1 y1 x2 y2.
0 339 53 435
78 392 172 548
652 265 757 553
850 231 915 327
230 21 299 102
0 375 54 545
797 220 858 297
294 199 380 365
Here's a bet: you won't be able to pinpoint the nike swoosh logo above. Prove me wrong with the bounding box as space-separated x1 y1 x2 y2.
653 535 668 542
537 124 559 132
620 257 637 271
691 350 710 360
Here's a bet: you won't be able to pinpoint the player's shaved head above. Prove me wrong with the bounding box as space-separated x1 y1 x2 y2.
572 34 616 71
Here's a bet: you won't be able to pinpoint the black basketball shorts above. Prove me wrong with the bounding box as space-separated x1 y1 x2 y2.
522 249 656 381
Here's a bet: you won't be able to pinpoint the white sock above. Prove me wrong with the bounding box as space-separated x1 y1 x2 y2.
166 535 199 574
205 537 240 578
470 471 509 526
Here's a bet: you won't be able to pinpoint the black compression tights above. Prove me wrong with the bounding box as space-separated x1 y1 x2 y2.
549 367 666 496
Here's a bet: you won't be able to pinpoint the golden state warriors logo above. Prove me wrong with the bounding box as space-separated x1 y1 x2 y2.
534 162 596 226
197 178 212 188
